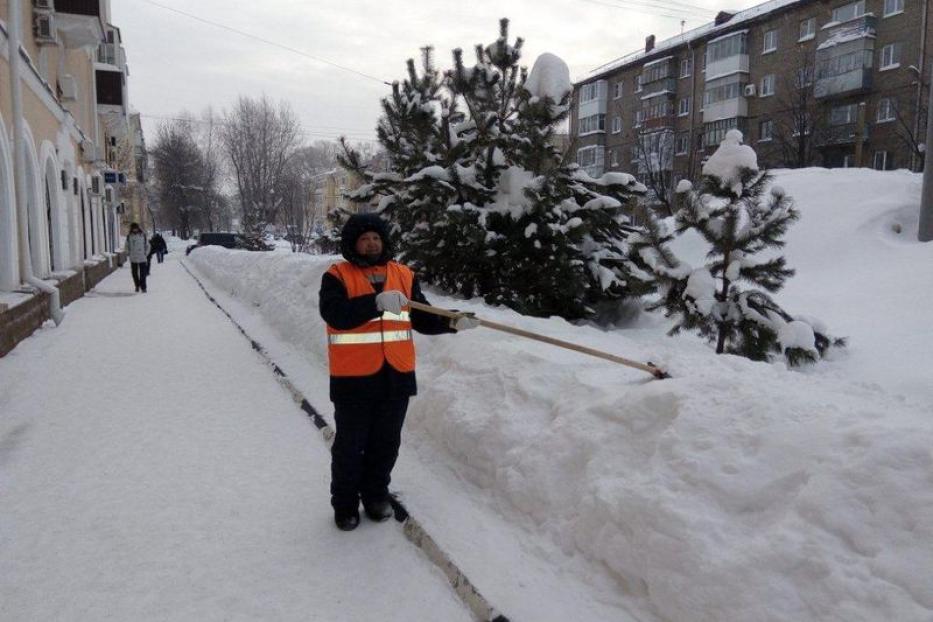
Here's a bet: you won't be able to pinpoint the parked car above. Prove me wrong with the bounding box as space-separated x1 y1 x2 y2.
185 232 274 255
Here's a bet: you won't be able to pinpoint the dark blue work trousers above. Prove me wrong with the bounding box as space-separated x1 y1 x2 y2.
330 397 409 513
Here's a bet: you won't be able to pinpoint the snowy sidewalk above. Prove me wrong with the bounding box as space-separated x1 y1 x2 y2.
0 258 471 621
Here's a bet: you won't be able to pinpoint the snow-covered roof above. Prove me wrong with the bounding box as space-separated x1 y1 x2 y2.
580 0 805 83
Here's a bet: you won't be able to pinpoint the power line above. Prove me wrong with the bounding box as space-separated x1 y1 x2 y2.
606 0 718 15
576 0 712 20
136 0 392 86
139 114 379 143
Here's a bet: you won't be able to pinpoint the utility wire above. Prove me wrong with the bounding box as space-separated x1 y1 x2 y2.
136 0 393 86
599 0 718 16
577 0 711 20
139 114 379 143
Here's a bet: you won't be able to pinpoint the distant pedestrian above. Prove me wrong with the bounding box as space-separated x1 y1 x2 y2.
126 222 149 293
148 232 168 267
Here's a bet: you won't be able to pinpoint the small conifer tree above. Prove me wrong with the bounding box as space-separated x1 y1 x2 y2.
630 130 844 365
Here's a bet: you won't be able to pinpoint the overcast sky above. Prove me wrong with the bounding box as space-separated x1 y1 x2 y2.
113 0 766 147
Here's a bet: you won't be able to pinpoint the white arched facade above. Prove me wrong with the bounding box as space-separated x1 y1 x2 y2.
77 174 91 261
21 123 50 279
40 140 66 273
0 113 19 290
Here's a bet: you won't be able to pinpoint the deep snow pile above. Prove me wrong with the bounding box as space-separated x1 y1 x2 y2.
187 168 933 622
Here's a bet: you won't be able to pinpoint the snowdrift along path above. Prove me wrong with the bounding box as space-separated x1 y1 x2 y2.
0 259 472 621
187 167 933 622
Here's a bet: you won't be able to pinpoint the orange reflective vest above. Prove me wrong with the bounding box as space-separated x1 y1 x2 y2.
326 261 416 377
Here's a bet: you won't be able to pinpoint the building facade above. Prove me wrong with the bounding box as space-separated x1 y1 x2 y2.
1 0 144 353
571 0 931 202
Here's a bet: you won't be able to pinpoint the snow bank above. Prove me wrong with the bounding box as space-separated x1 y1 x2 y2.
187 168 933 622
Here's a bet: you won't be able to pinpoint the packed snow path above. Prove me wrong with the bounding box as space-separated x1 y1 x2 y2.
0 259 473 621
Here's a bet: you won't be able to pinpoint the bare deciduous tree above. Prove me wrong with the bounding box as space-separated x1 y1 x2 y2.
221 96 302 234
151 116 205 239
772 50 822 168
633 128 676 215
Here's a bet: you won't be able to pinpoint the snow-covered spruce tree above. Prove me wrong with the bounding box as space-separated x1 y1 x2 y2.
342 19 645 319
630 129 844 365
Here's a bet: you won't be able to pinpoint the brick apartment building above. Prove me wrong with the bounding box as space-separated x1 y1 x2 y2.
571 0 931 202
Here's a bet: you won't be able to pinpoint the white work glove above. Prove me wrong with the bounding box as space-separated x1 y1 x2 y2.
375 290 408 315
451 313 480 331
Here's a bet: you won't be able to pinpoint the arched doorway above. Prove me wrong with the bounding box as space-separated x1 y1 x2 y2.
41 143 64 272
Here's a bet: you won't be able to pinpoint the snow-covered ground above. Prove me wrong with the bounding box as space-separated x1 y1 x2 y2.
0 257 472 621
183 167 933 622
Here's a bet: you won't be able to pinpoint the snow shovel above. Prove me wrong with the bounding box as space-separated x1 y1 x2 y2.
408 301 670 379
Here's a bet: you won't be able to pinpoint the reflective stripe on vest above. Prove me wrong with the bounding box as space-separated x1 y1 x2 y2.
325 261 416 377
329 330 413 345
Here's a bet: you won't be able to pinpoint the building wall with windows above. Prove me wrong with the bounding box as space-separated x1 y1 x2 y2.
0 0 145 354
571 0 932 190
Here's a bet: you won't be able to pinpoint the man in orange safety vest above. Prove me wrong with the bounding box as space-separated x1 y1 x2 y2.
319 213 479 531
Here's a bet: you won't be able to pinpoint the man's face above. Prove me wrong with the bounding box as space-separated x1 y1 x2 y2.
355 231 383 262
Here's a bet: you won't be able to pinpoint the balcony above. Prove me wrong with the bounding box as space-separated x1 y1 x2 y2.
96 68 124 108
640 78 677 99
814 15 875 100
54 0 103 48
98 42 126 70
644 114 676 130
577 80 608 119
814 67 872 99
815 123 870 147
703 97 748 123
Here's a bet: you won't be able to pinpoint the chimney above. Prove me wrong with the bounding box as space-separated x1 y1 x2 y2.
645 34 656 53
714 11 735 25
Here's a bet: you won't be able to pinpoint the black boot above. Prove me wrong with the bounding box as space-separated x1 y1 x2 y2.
363 498 393 522
334 508 360 531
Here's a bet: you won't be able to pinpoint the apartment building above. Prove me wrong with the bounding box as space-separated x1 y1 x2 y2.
1 0 145 354
571 0 931 200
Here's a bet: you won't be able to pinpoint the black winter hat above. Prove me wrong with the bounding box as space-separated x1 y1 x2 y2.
340 213 393 266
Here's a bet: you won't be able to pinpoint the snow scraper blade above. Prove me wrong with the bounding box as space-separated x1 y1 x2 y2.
408 301 669 379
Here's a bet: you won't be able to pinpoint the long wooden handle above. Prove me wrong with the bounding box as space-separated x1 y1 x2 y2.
409 300 668 379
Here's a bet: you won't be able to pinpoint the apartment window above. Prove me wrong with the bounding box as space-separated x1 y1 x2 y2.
817 49 873 79
675 132 690 155
759 119 774 141
763 30 778 54
580 82 600 103
880 43 901 70
642 60 673 85
610 149 620 167
832 0 865 23
877 97 896 122
884 0 904 17
680 57 692 78
796 66 815 88
830 103 857 125
612 116 622 133
704 76 745 106
614 82 623 99
634 110 645 128
873 150 894 170
635 76 643 93
578 114 606 135
643 97 674 121
678 97 691 116
799 17 816 41
706 32 748 65
760 74 775 97
705 118 740 147
577 146 604 169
